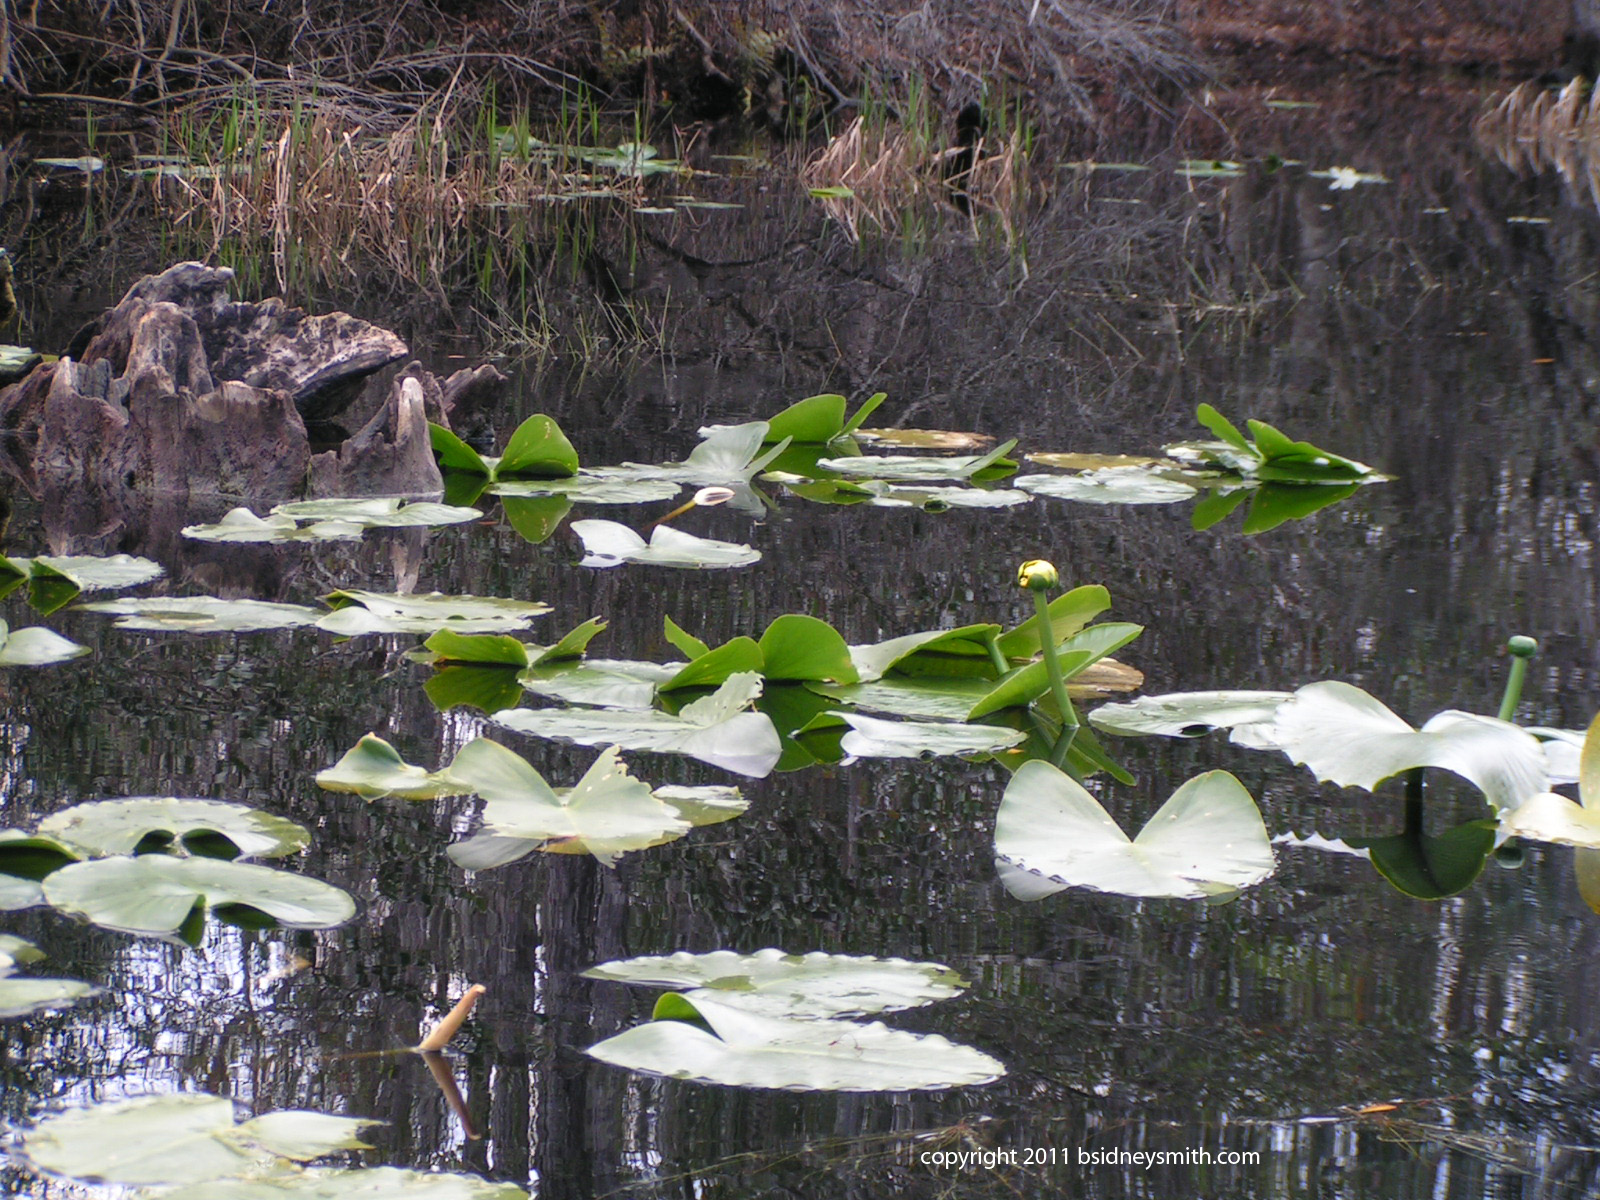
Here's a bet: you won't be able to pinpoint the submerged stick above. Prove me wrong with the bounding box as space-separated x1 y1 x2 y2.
417 984 486 1052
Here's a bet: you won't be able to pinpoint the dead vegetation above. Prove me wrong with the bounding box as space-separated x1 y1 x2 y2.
1475 78 1600 209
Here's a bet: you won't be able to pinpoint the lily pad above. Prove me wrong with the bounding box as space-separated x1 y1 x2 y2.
853 428 995 451
817 438 1018 482
157 1168 530 1199
444 742 699 869
180 508 362 543
1502 713 1600 848
317 590 551 636
570 520 761 570
492 673 782 777
519 658 680 710
1270 682 1548 813
994 761 1275 900
813 712 1025 761
0 830 80 909
583 949 967 1017
488 475 681 504
586 992 1004 1091
0 620 90 665
269 497 479 529
429 413 579 481
77 597 320 633
593 422 791 486
1088 690 1294 748
0 935 95 1019
316 735 462 801
37 798 310 859
968 622 1144 719
19 1093 375 1186
1 553 164 614
44 855 356 937
1015 468 1199 505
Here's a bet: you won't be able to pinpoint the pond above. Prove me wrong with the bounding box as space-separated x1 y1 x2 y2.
5 80 1600 1198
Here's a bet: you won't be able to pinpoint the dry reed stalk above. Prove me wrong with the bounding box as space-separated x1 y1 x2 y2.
1475 77 1600 205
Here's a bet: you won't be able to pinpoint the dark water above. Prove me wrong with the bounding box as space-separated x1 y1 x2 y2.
5 83 1600 1198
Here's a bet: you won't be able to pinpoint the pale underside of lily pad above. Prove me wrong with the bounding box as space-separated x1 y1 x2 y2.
318 591 551 636
585 992 1004 1091
0 622 91 665
1088 690 1294 748
570 520 761 570
316 734 464 801
994 761 1275 900
831 712 1025 761
38 797 310 858
1014 468 1200 505
583 948 967 1017
77 597 321 633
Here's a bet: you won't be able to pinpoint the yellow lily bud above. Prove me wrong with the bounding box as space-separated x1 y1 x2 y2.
1017 559 1059 591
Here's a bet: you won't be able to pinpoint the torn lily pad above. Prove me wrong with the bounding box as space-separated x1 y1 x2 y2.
586 991 1004 1091
38 798 310 859
571 520 761 570
994 761 1274 900
492 672 782 777
444 742 719 869
583 949 966 1018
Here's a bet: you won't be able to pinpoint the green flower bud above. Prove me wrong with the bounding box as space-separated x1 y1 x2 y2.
1017 559 1059 591
1507 635 1538 659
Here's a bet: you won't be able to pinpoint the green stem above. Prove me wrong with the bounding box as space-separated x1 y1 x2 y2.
984 633 1009 677
1032 587 1080 755
1497 636 1537 722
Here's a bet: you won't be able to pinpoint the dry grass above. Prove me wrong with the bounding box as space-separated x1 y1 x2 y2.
1475 78 1600 208
802 115 1028 243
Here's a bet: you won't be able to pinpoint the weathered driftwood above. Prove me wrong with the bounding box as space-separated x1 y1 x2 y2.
0 262 502 505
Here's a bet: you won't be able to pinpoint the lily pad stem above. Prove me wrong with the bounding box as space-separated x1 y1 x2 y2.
984 633 1009 677
1031 586 1081 757
1497 635 1538 722
417 984 486 1052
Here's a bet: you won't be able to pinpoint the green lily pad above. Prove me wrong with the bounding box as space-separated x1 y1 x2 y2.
1088 690 1294 748
583 949 967 1017
157 1168 529 1199
994 762 1275 900
1346 820 1496 901
519 658 680 710
593 423 791 486
811 677 995 722
37 798 310 858
1271 681 1548 813
444 742 699 869
429 413 578 481
0 830 80 909
571 520 761 569
0 619 90 665
317 590 551 636
733 392 886 445
660 615 857 691
846 624 1005 683
77 597 320 633
586 991 1005 1091
1014 468 1199 505
316 735 462 801
19 1093 376 1186
44 855 356 937
492 672 782 777
967 622 1144 719
817 438 1018 482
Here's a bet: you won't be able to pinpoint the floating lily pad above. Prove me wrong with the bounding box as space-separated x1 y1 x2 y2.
316 735 462 801
967 622 1144 719
570 520 761 570
430 413 579 481
0 619 90 665
853 428 996 452
1088 690 1294 748
492 673 782 777
38 798 310 858
1015 468 1199 505
317 590 551 635
817 438 1018 482
0 830 80 909
0 553 164 614
593 423 791 486
77 597 320 633
19 1093 375 1187
1502 713 1600 848
587 991 1004 1091
181 508 363 543
1271 681 1548 813
0 935 95 1019
583 949 967 1017
186 499 481 543
157 1168 530 1199
519 658 680 710
811 677 995 721
444 742 697 869
1025 452 1167 471
760 391 886 444
808 712 1025 761
488 475 681 504
994 761 1274 900
44 855 356 937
